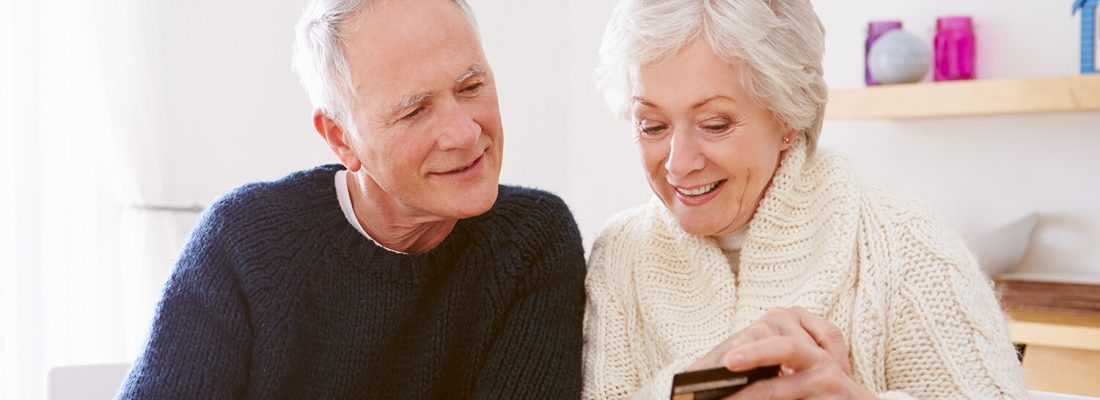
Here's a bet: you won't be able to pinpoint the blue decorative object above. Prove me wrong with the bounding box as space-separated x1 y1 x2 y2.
867 29 931 84
1074 0 1100 74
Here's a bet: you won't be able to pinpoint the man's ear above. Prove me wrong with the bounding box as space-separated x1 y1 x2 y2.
313 110 362 172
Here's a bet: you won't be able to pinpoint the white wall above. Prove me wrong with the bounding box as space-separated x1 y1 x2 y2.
814 0 1100 278
152 0 1099 278
150 1 332 207
469 0 652 251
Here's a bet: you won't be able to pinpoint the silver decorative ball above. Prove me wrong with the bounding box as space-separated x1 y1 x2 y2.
868 30 930 84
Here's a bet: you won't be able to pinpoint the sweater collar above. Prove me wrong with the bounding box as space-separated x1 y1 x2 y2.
712 227 748 253
735 136 860 329
652 136 862 330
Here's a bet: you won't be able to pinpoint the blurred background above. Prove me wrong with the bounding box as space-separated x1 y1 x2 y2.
2 0 1099 399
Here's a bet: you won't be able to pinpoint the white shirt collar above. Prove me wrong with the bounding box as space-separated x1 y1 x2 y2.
335 170 408 255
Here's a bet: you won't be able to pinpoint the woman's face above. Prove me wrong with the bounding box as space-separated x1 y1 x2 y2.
630 38 794 236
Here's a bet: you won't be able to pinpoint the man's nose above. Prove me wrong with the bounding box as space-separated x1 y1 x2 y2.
664 129 704 178
436 99 481 151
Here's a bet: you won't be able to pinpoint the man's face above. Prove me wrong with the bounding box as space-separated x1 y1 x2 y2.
343 0 503 220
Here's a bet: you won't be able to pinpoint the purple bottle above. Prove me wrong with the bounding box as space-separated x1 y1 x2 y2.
866 20 903 85
934 16 976 81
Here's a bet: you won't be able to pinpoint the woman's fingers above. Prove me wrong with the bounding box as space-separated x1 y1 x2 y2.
720 339 872 400
790 307 853 377
721 320 782 351
722 373 810 400
723 335 824 372
709 309 868 400
692 321 784 370
700 307 853 378
718 308 845 372
719 309 815 359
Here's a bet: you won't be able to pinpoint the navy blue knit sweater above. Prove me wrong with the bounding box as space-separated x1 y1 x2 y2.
118 165 587 399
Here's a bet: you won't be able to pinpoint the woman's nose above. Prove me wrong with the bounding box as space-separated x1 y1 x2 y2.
664 129 704 178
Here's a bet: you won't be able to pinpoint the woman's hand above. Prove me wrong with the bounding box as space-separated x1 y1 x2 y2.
687 307 876 399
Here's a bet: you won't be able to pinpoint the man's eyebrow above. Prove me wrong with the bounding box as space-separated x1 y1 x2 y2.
383 65 485 122
386 91 433 120
454 65 485 85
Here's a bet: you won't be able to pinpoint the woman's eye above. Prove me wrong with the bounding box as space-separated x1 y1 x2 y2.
703 124 730 133
637 121 667 136
641 125 666 136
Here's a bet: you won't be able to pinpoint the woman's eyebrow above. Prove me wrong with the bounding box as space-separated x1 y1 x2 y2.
691 95 735 109
631 96 657 107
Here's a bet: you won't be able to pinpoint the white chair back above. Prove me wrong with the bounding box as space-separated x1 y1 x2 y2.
1031 390 1100 400
47 363 131 400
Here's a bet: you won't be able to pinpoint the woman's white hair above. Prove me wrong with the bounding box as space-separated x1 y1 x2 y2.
596 0 827 155
292 0 477 136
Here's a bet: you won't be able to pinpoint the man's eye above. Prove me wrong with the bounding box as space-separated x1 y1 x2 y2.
461 83 483 94
402 107 424 121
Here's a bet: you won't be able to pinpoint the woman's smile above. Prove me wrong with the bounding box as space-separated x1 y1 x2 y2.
671 179 726 206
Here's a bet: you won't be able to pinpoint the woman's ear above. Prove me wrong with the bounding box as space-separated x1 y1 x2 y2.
779 129 796 151
313 110 362 172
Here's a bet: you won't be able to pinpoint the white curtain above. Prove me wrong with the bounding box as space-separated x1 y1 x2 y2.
95 0 194 360
2 0 19 397
1 1 194 399
4 0 122 397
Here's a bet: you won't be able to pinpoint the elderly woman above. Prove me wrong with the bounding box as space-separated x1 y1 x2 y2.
582 0 1027 399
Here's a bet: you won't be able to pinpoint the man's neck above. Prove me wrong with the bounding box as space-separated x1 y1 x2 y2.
347 171 458 254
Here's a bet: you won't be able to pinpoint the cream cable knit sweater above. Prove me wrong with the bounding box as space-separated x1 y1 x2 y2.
582 138 1028 399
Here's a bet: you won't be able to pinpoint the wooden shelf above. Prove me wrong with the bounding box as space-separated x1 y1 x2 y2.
996 278 1100 316
825 75 1100 119
996 278 1100 350
1007 310 1100 396
1007 309 1100 352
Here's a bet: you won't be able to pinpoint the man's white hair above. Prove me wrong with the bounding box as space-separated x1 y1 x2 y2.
595 0 827 155
292 0 478 136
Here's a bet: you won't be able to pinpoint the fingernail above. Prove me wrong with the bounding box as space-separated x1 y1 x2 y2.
725 353 744 368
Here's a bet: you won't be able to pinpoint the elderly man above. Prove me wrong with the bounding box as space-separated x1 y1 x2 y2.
117 0 586 398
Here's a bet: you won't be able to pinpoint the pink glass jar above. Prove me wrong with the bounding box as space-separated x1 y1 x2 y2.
933 16 976 81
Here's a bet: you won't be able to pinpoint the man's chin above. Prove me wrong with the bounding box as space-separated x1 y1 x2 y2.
446 183 499 219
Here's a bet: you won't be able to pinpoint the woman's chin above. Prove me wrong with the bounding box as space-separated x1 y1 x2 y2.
673 214 723 236
672 208 749 236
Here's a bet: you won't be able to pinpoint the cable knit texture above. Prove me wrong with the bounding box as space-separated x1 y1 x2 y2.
118 164 587 399
582 137 1028 399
